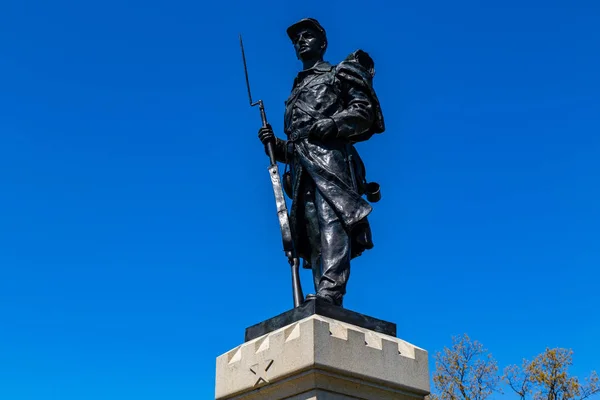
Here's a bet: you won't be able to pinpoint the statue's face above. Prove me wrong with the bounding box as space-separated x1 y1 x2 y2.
293 28 324 60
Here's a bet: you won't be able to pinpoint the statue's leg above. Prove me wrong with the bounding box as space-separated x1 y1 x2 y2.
302 180 322 293
314 188 350 307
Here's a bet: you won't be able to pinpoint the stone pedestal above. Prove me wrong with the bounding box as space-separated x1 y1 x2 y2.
215 301 430 400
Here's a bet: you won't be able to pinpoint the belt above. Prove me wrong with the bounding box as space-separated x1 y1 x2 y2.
288 130 310 142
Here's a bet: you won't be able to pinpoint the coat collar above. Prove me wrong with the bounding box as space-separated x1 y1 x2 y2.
292 61 333 87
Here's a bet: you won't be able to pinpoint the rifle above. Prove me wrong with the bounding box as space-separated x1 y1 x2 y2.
239 34 304 308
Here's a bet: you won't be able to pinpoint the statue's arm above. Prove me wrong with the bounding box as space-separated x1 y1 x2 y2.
262 136 289 163
273 137 289 163
259 124 290 163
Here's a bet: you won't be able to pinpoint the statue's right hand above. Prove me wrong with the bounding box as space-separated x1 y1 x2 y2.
258 124 275 144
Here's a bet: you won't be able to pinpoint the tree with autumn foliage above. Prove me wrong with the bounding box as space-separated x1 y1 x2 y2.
504 348 599 400
431 334 501 400
431 336 599 400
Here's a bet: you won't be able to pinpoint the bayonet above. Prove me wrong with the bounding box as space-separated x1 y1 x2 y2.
239 35 304 308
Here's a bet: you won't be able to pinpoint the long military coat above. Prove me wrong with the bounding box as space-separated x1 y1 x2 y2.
273 50 385 263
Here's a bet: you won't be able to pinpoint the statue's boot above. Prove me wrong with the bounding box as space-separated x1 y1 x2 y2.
305 292 343 307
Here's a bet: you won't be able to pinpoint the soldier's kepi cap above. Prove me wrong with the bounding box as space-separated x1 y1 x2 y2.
286 18 327 43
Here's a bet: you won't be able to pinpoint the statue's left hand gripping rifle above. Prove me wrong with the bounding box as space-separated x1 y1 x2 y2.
239 35 304 308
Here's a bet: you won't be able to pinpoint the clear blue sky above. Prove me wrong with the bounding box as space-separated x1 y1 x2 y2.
1 0 598 398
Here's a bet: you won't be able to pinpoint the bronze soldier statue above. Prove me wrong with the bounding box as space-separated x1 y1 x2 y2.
258 18 385 307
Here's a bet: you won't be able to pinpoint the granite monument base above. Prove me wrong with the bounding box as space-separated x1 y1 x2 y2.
215 303 430 400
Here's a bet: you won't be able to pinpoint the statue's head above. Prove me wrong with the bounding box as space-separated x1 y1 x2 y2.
286 18 327 61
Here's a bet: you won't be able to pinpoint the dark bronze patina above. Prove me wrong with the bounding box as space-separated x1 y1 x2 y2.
245 18 384 308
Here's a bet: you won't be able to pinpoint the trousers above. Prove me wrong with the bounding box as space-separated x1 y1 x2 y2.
300 175 351 306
